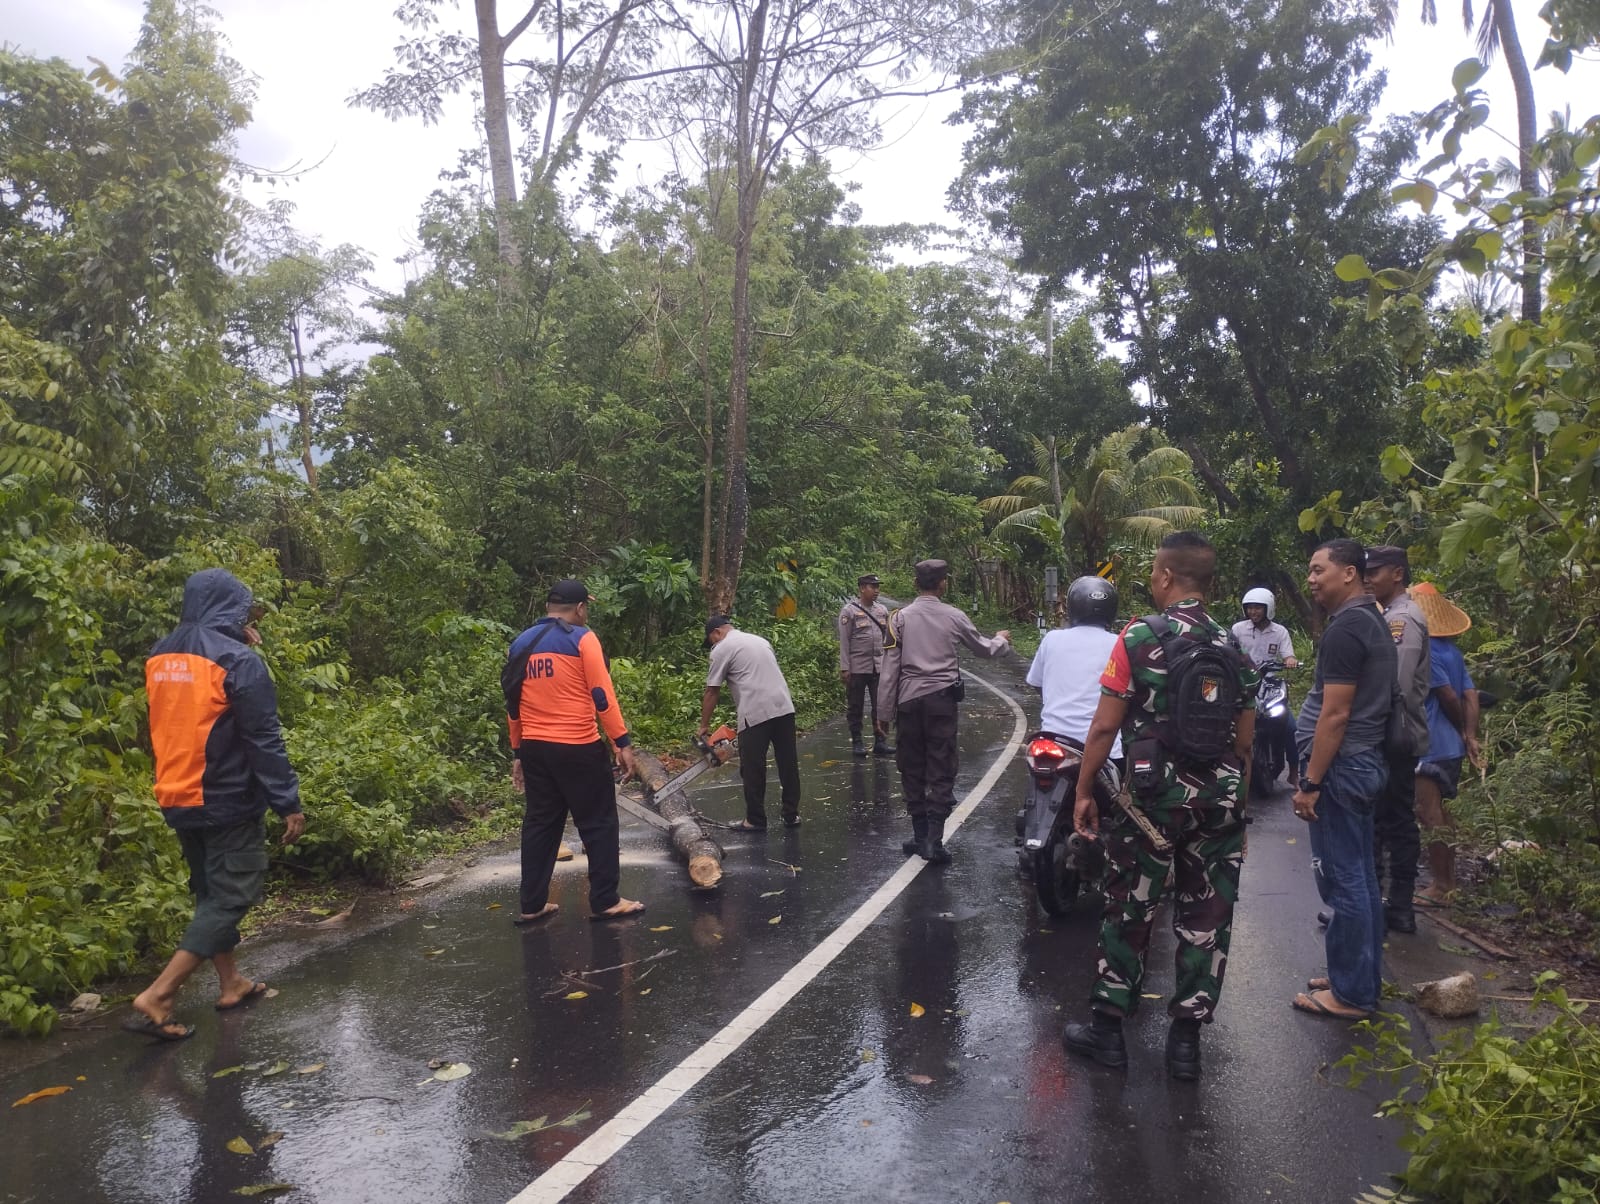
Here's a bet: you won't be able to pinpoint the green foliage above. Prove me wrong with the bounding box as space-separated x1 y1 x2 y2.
1449 685 1600 937
981 425 1206 576
1341 973 1600 1203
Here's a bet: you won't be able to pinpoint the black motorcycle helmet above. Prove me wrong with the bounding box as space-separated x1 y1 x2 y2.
1065 575 1119 630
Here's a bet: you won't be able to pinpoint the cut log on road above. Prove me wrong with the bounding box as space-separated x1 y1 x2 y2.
632 750 725 891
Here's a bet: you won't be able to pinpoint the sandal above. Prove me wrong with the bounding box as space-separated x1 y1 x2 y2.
591 899 646 921
121 1014 195 1042
726 819 767 832
1291 989 1370 1021
216 981 269 1011
512 903 560 926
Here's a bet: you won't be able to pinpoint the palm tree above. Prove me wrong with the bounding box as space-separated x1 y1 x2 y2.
981 425 1206 573
1375 0 1541 320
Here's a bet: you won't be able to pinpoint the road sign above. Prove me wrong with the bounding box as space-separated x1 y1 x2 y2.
1096 560 1115 581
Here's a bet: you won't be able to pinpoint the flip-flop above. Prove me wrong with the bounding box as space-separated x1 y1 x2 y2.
590 900 646 921
215 981 269 1011
1291 990 1370 1021
726 820 767 832
121 1014 195 1042
512 904 560 926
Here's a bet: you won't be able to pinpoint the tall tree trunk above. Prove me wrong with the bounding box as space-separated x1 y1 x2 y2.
697 266 717 593
289 320 318 491
476 0 522 271
709 0 769 616
1492 0 1541 321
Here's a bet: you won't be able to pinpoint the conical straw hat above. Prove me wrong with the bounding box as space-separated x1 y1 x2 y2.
1410 582 1471 638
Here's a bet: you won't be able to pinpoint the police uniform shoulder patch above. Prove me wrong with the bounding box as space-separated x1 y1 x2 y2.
1388 618 1405 645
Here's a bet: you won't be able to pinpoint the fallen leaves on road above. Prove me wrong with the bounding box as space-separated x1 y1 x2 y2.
649 925 673 932
257 1132 284 1150
820 760 839 767
768 915 782 925
423 948 447 958
419 1062 472 1086
1286 838 1297 845
909 1002 926 1018
226 1137 255 1155
490 1105 593 1140
906 1074 934 1086
638 988 652 996
760 890 784 899
486 903 503 911
263 989 280 999
1142 993 1162 1000
295 1064 324 1076
564 991 589 1001
859 1049 877 1063
11 1086 70 1107
260 1061 290 1078
213 1066 245 1079
232 1186 294 1198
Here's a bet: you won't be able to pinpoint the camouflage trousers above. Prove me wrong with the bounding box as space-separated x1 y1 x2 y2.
1090 798 1246 1023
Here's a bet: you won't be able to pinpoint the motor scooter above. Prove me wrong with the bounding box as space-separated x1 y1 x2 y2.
1251 659 1290 797
1015 733 1119 916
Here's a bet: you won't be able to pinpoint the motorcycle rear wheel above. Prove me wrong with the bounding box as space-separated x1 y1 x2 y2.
1032 836 1081 917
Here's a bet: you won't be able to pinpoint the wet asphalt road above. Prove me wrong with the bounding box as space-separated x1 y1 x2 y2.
1 653 1409 1204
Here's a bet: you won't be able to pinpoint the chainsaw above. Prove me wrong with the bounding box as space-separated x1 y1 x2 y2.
615 725 738 831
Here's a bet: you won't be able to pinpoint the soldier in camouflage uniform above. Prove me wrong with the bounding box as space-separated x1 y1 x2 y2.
1062 532 1258 1080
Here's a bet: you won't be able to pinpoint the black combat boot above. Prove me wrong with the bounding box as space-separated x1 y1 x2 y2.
920 816 952 865
1166 1018 1202 1081
901 815 928 856
874 739 895 757
851 733 867 758
1062 1009 1128 1069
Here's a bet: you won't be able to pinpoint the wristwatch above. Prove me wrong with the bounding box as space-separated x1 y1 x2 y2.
1298 777 1322 795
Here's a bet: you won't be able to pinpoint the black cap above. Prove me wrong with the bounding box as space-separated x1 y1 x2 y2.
702 615 732 648
858 573 881 586
1365 545 1409 570
914 559 949 590
547 578 593 604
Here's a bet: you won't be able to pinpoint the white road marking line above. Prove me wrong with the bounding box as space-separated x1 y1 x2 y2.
507 671 1027 1204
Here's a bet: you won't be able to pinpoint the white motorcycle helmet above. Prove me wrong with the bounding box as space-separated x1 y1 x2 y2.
1241 587 1276 621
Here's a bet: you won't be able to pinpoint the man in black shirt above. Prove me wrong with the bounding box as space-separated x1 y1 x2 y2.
1291 539 1395 1020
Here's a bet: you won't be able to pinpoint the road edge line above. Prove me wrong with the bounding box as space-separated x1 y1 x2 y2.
506 670 1027 1204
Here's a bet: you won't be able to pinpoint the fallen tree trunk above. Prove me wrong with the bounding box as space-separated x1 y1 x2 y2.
632 750 725 891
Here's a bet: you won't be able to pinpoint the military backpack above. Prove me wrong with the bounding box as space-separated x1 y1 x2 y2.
1142 612 1245 768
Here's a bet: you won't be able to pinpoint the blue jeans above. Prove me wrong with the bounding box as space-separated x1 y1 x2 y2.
1303 747 1388 1011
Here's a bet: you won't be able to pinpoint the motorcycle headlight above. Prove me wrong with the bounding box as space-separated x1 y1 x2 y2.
1266 702 1286 718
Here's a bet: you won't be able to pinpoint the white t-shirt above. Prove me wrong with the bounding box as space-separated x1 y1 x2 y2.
1026 626 1122 757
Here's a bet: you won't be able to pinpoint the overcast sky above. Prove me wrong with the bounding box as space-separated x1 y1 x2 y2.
11 0 1599 294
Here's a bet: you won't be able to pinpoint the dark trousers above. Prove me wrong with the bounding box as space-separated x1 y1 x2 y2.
896 690 960 819
1373 749 1421 907
518 740 620 914
845 671 881 738
176 818 267 957
739 712 801 827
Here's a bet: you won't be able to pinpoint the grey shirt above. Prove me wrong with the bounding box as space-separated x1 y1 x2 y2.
837 598 889 674
1381 591 1431 758
1296 596 1398 757
880 593 1010 712
1230 619 1296 667
707 629 795 731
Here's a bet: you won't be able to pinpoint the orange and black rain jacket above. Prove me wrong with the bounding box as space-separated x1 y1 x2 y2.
144 569 302 831
501 618 632 750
